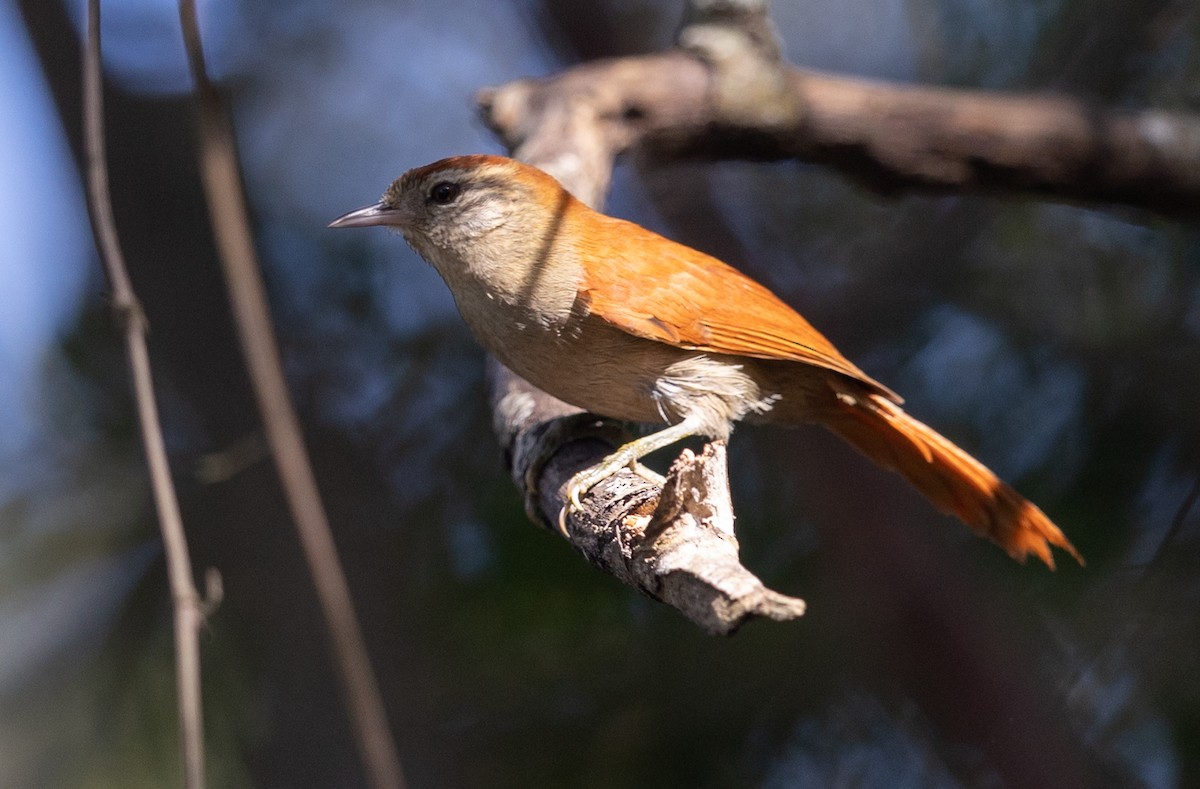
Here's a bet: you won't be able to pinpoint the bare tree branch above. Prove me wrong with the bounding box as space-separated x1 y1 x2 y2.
481 10 1200 219
479 0 814 635
175 4 406 787
478 0 1200 630
1149 474 1200 568
82 3 217 786
491 365 805 634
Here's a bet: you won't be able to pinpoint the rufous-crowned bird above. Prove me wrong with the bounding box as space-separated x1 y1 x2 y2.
331 155 1081 568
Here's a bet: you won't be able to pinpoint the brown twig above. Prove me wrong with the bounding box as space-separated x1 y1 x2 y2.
82 2 216 786
175 3 406 787
1149 474 1200 568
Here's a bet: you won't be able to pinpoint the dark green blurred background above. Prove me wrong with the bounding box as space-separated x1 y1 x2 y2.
4 0 1199 786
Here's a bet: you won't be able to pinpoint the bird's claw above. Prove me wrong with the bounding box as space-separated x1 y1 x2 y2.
556 458 665 538
557 470 599 538
631 462 666 486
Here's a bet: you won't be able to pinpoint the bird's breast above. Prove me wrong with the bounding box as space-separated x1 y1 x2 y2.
456 293 673 424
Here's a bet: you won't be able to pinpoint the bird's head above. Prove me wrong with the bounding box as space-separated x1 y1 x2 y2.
331 154 587 312
330 155 569 259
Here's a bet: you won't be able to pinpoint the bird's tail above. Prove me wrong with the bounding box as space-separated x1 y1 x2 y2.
819 386 1082 568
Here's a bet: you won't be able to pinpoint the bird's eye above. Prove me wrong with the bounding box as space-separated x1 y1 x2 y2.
429 181 461 205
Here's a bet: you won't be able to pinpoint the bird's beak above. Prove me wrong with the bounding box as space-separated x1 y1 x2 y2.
328 202 404 229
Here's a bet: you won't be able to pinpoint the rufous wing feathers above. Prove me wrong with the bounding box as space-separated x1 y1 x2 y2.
573 211 899 402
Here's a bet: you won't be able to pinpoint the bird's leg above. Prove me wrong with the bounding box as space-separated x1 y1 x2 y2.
559 419 700 535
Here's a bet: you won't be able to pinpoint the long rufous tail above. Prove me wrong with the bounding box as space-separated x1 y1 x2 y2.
820 387 1082 569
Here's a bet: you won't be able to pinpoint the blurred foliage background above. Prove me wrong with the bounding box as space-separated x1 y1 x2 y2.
4 0 1200 786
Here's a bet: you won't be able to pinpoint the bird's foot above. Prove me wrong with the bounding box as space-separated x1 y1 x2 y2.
557 455 665 536
555 420 701 537
518 413 628 532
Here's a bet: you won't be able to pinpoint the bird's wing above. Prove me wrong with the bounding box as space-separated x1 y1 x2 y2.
575 214 898 401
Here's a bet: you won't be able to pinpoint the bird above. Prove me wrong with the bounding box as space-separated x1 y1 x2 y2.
330 154 1082 569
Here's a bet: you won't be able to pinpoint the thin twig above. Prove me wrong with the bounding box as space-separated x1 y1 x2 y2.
1149 473 1200 568
82 2 213 787
174 3 406 788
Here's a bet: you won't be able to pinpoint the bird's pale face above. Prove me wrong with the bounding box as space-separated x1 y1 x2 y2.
330 154 584 321
329 155 535 259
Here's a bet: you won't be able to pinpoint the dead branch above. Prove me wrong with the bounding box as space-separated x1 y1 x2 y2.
480 12 1200 219
175 3 406 787
480 1 821 634
491 364 805 634
477 0 1200 630
82 3 217 786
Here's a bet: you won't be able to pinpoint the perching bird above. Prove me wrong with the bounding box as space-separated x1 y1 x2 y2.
331 155 1081 569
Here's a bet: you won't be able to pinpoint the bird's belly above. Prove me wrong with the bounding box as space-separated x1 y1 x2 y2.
482 315 683 425
463 307 781 439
